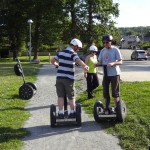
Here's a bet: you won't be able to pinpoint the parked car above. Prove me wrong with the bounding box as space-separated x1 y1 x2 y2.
131 50 148 60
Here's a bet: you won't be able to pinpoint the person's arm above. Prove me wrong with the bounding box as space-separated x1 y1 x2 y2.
83 55 90 78
95 49 103 67
75 58 89 71
84 55 90 65
51 57 59 68
107 59 122 67
95 61 102 67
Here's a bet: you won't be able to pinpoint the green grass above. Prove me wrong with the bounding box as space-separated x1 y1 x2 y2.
76 81 150 150
0 57 46 150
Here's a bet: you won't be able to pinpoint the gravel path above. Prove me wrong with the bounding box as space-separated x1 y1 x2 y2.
22 64 122 150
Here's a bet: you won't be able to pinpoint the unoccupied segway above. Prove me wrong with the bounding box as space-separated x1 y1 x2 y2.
93 65 127 123
50 95 82 127
14 58 37 100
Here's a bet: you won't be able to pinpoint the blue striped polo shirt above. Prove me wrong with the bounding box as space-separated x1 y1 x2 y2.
54 47 79 80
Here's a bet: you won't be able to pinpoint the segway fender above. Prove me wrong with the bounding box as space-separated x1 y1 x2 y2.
76 103 82 126
50 104 56 127
116 100 127 122
93 101 104 123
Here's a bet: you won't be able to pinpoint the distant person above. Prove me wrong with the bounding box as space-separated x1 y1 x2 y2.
97 34 123 114
84 45 99 99
51 38 89 118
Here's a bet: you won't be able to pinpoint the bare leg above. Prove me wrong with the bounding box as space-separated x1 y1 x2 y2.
114 97 119 106
68 98 76 110
58 97 64 111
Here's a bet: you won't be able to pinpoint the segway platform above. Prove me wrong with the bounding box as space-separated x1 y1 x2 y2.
56 113 76 123
93 100 127 123
50 103 82 127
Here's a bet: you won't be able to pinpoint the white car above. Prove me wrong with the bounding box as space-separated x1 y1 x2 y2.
131 50 148 60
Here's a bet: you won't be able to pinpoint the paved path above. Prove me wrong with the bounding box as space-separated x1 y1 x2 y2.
120 61 150 81
22 64 122 150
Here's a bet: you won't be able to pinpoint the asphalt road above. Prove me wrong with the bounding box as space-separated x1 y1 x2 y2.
120 49 150 81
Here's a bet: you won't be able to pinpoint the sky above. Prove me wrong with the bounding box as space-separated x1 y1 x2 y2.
113 0 150 27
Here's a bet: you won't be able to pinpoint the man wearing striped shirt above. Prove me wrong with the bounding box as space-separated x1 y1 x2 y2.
51 38 89 118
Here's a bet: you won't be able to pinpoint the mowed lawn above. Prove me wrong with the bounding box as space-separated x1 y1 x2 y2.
0 57 150 150
0 57 43 150
76 81 150 150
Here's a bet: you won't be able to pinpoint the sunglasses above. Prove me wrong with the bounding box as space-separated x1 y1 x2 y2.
103 41 110 44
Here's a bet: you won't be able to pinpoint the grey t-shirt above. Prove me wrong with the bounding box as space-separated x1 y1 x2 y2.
98 46 122 76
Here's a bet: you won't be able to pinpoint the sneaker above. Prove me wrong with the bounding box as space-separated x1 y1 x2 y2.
104 108 113 115
68 112 76 118
58 113 64 119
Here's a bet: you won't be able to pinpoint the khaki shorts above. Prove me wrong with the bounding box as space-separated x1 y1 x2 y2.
56 78 75 100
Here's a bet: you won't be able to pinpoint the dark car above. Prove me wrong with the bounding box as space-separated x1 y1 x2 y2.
131 50 148 60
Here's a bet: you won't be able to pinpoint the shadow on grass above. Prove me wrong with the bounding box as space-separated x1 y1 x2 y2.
0 127 30 143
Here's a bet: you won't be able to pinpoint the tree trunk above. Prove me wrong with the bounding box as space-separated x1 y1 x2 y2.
32 15 41 61
11 43 17 61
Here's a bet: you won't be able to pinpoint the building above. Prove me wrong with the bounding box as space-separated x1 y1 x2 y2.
120 35 141 49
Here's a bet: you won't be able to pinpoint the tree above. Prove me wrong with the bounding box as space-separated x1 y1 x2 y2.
0 0 120 60
78 0 119 47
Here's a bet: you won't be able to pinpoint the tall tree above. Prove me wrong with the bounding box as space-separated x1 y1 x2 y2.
80 0 119 46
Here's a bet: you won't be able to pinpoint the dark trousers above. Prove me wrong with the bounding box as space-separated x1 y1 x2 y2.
102 75 120 109
86 73 99 98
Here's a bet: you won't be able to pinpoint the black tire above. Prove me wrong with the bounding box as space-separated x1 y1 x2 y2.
76 103 82 126
93 101 104 123
19 84 34 100
116 100 127 122
50 104 56 127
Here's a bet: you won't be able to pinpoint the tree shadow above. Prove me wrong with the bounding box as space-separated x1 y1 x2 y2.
0 127 30 143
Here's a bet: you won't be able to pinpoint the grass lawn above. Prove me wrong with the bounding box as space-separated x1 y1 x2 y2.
0 56 48 150
76 81 150 150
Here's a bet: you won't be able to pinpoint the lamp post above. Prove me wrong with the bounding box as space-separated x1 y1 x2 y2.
27 19 33 63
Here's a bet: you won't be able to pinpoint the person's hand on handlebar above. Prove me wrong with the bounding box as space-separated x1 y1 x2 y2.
107 62 115 67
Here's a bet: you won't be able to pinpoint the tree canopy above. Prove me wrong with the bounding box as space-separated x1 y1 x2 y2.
0 0 120 60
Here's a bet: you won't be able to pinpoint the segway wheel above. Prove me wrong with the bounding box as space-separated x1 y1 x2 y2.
76 103 82 126
50 104 56 127
116 100 127 122
26 82 37 95
93 101 104 123
19 84 34 100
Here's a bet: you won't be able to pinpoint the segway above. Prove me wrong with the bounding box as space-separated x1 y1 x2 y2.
14 58 37 100
93 100 126 123
50 95 82 127
93 65 127 123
